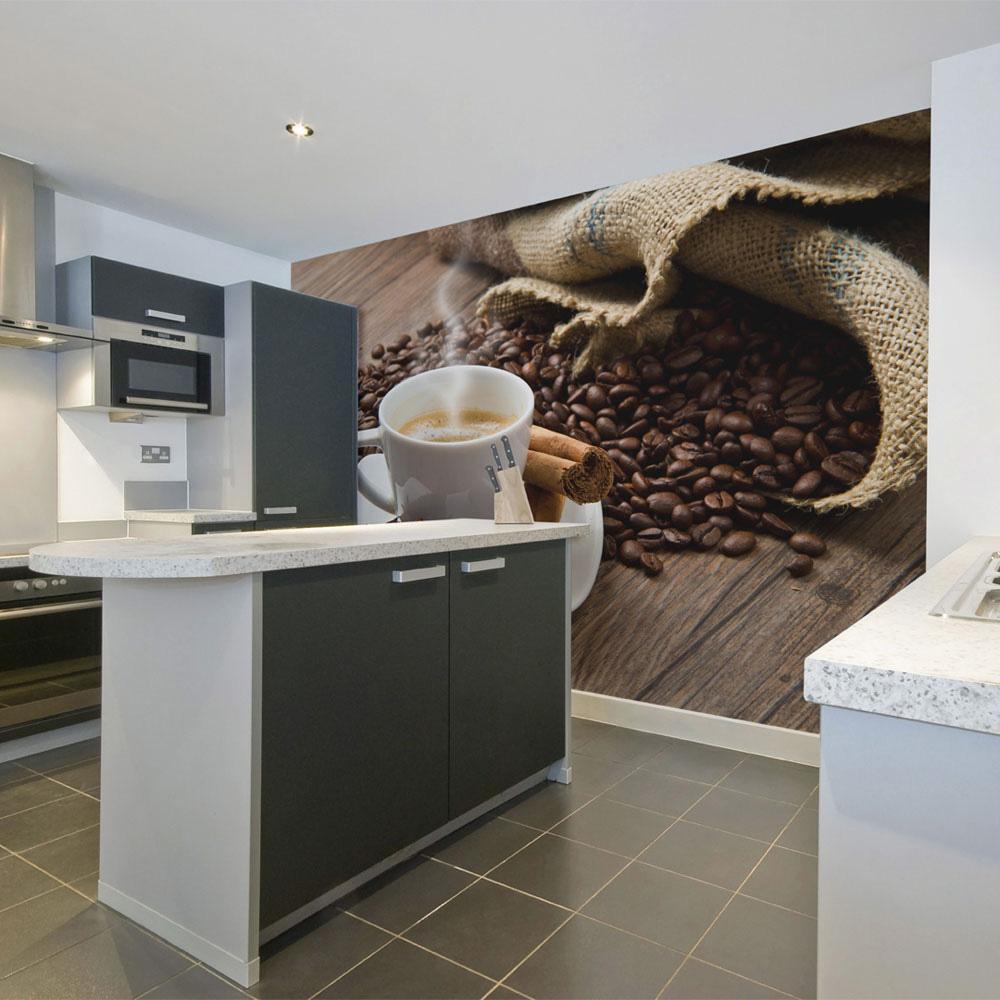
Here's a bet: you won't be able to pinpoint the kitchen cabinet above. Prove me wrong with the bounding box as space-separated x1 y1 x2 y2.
259 554 450 927
243 284 358 530
449 541 566 817
56 257 224 337
258 539 566 928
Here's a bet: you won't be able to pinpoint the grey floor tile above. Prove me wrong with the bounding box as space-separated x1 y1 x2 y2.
803 788 818 810
23 824 100 882
685 789 796 844
604 770 710 817
640 821 768 890
662 957 785 999
45 758 102 794
642 741 744 784
0 887 114 979
0 917 191 999
573 727 668 766
70 872 100 902
318 938 493 999
489 833 628 908
493 783 592 832
777 809 818 856
404 879 566 981
143 964 248 998
570 718 613 752
721 757 818 806
0 793 99 852
742 847 817 917
485 987 523 999
0 773 73 819
17 739 100 774
0 762 32 789
251 909 390 999
552 797 671 857
582 863 730 954
695 894 817 999
506 914 682 1000
345 856 476 933
428 817 539 875
567 755 635 796
0 855 61 910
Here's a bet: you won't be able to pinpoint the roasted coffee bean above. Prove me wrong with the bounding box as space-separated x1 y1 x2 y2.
629 512 657 531
637 527 664 551
733 505 762 528
848 421 879 448
708 515 734 533
792 470 823 499
619 539 643 566
648 491 683 518
842 388 876 416
824 425 855 451
747 435 776 463
720 531 756 557
789 531 827 557
783 404 823 427
733 490 767 512
821 452 867 485
641 551 664 576
671 503 694 530
760 512 794 539
709 463 736 484
780 376 823 405
691 523 722 550
666 345 704 370
661 527 692 550
752 465 782 490
771 426 804 452
802 431 829 463
786 554 814 577
721 411 753 434
703 491 735 514
692 476 716 499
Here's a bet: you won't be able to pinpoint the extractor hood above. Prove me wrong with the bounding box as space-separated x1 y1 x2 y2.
0 153 92 350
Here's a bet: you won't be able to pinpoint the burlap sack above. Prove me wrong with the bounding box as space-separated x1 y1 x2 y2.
429 112 929 511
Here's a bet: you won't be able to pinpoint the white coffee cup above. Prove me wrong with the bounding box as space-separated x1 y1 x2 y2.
357 365 535 521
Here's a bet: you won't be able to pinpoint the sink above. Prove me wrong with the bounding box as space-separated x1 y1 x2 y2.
930 551 1000 623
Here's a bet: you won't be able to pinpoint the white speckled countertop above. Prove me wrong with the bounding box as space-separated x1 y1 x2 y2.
805 536 1000 736
29 519 587 580
124 509 257 524
0 553 30 570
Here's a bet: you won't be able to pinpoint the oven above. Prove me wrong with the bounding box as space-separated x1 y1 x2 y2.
0 568 103 743
109 325 214 414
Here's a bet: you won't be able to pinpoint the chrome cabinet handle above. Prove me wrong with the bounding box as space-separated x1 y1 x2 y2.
392 565 446 584
263 506 298 515
145 309 186 323
460 557 505 574
124 396 209 411
0 599 102 621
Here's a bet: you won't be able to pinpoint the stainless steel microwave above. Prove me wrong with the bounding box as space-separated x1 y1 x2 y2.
57 317 225 416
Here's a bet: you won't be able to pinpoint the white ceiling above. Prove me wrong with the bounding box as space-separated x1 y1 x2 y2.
2 1 999 262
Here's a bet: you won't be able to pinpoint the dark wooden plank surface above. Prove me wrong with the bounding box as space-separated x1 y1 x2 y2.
293 237 927 734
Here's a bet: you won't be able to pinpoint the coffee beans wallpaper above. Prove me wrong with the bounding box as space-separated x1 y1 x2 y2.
294 112 930 733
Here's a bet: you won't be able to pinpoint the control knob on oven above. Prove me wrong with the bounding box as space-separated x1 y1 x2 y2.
12 580 29 592
32 579 48 590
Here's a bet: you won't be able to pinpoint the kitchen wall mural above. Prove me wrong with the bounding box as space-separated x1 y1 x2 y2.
294 110 929 732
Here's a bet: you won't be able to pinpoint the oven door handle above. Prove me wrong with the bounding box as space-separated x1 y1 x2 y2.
0 598 102 621
124 396 209 411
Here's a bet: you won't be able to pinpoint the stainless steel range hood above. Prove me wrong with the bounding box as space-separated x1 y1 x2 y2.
0 153 92 350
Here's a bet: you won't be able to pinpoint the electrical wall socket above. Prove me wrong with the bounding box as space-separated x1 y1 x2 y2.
140 445 172 464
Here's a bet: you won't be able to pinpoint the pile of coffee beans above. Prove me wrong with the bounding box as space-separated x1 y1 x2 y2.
357 278 881 580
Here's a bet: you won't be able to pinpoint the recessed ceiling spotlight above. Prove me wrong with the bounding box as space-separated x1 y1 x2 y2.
286 122 314 138
36 336 55 344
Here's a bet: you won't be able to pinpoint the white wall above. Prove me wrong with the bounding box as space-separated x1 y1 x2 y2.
927 42 1000 564
0 351 57 550
52 193 290 521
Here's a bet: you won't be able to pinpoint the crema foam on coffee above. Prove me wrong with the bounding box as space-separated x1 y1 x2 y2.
399 408 515 443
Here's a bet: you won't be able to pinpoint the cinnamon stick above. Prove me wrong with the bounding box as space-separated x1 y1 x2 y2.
524 449 611 504
530 426 614 497
524 483 566 522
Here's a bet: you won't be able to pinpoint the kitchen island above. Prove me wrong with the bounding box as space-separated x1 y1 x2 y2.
30 519 585 987
805 536 1000 999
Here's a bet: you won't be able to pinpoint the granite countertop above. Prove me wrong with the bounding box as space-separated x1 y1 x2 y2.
29 519 588 580
0 553 31 570
125 509 257 524
805 536 1000 736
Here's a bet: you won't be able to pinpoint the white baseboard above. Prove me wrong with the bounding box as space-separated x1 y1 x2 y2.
0 720 101 765
98 882 259 988
572 690 819 767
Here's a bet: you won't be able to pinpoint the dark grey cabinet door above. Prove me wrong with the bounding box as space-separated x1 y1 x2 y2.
251 284 358 529
448 541 566 818
259 555 450 928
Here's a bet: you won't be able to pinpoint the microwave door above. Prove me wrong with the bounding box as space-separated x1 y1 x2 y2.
110 339 211 412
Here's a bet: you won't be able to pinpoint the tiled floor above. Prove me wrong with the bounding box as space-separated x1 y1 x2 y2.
0 722 818 999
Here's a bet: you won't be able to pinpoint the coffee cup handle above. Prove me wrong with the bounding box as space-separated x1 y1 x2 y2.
357 427 398 515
